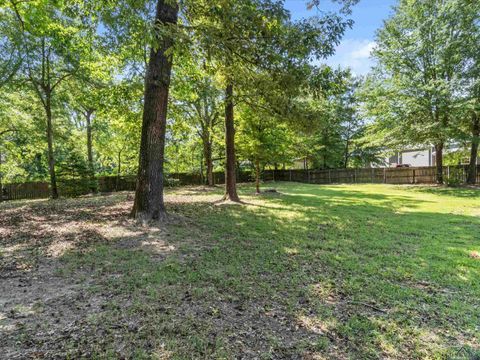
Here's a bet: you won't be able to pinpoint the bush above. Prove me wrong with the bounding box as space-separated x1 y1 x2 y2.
446 167 464 187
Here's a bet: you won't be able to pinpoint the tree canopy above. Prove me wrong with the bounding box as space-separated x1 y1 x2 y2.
1 0 478 207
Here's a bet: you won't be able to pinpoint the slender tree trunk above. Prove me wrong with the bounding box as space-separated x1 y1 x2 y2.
467 113 479 184
203 136 214 186
116 150 122 191
131 0 178 221
255 158 260 194
199 150 204 184
344 139 350 168
435 142 444 184
85 109 96 192
223 82 240 201
45 93 58 199
0 148 3 202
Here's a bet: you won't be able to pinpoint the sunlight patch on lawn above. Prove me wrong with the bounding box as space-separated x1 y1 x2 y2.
99 224 144 240
296 314 331 335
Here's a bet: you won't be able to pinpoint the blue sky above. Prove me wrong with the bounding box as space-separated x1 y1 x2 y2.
284 0 398 75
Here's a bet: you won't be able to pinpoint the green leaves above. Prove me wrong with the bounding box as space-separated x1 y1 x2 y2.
365 0 480 152
0 0 363 184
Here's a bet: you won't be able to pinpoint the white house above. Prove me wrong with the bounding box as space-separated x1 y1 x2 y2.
387 147 435 167
385 146 479 167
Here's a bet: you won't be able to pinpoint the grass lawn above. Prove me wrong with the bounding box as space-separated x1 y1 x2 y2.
1 183 479 359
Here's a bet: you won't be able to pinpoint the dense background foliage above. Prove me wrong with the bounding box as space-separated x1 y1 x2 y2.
0 0 478 188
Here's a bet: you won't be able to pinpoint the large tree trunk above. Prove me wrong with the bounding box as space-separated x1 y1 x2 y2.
203 135 214 186
434 142 444 184
131 0 178 221
223 83 240 201
85 109 96 192
467 112 479 184
255 158 260 194
45 94 59 199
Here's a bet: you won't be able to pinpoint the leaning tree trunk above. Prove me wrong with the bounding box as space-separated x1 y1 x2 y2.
223 83 240 202
434 142 444 184
45 93 59 199
467 113 479 185
131 0 178 221
85 109 96 192
255 158 260 194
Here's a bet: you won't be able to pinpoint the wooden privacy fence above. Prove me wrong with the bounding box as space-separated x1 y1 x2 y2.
0 171 254 202
1 181 50 200
1 165 478 202
263 165 480 185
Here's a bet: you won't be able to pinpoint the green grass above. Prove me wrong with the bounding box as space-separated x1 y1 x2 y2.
57 183 480 358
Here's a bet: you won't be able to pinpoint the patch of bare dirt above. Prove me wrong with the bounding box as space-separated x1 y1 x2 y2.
0 193 183 270
0 258 106 359
469 250 480 259
163 296 343 360
0 193 180 358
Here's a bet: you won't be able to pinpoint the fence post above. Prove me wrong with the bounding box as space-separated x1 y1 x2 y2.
354 169 357 183
328 170 331 184
308 170 311 183
447 166 450 182
412 169 416 184
289 169 292 182
371 168 374 183
383 168 387 183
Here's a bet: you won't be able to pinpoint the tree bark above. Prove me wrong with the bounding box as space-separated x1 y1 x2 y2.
434 142 444 184
85 109 96 192
467 112 479 184
0 148 3 202
223 82 240 201
131 0 178 221
255 158 260 194
344 139 349 168
203 136 214 186
116 150 122 191
45 93 59 199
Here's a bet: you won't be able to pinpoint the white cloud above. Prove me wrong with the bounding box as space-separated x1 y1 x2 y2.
324 39 377 76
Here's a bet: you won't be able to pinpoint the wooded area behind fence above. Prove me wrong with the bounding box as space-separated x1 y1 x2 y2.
2 164 478 201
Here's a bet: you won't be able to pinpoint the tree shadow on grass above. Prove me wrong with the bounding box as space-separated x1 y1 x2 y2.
403 185 480 198
0 193 209 359
164 186 480 358
1 186 479 359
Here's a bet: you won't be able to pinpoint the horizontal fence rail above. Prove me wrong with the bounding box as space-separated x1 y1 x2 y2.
1 165 478 202
0 171 253 202
263 165 480 185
